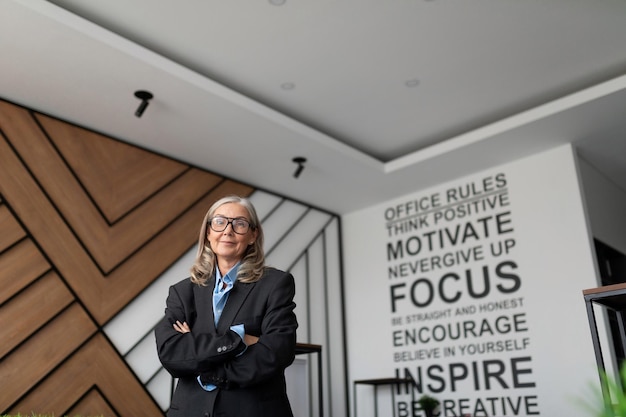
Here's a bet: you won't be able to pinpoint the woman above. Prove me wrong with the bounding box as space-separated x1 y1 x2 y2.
155 195 298 417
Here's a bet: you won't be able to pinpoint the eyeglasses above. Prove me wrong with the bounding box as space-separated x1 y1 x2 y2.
208 216 253 234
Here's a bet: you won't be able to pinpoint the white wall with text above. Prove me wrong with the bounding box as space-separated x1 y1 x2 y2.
342 145 601 417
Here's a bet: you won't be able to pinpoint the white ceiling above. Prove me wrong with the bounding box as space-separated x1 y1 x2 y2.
1 0 625 214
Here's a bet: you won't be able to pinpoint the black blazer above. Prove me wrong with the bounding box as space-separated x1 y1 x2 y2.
155 267 298 417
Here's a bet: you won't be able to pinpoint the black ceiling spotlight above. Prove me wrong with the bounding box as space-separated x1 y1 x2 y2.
134 90 153 118
292 157 307 178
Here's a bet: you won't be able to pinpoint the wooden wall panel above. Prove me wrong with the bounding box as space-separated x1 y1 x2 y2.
9 335 162 417
0 97 255 416
0 239 50 305
0 271 73 357
68 389 118 417
37 113 190 223
0 303 96 410
0 204 25 251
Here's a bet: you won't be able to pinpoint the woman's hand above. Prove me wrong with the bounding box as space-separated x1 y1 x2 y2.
174 320 258 347
173 320 190 334
244 334 259 346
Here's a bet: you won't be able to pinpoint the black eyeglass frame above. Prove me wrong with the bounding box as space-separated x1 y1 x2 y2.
208 216 255 235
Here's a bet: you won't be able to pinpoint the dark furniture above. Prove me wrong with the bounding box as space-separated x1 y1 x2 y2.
353 377 415 417
583 283 626 403
296 343 323 417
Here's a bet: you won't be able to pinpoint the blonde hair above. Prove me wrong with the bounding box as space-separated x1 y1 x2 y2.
190 195 265 286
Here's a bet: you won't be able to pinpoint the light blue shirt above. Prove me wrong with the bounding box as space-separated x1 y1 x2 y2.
213 263 237 326
197 263 246 391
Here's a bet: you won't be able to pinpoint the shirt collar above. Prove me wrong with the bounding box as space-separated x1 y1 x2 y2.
216 261 240 287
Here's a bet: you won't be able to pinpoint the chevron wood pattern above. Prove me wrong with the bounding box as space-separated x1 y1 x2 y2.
0 98 253 416
67 388 118 417
9 334 162 417
1 97 347 417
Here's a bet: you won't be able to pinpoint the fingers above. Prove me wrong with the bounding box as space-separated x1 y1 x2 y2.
173 320 190 334
244 334 259 346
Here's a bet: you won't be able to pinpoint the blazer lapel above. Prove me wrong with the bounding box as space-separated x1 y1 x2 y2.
193 276 217 332
216 281 254 333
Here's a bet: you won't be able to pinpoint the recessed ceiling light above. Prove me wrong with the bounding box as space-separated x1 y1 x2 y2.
405 79 420 88
269 0 286 5
281 82 296 90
